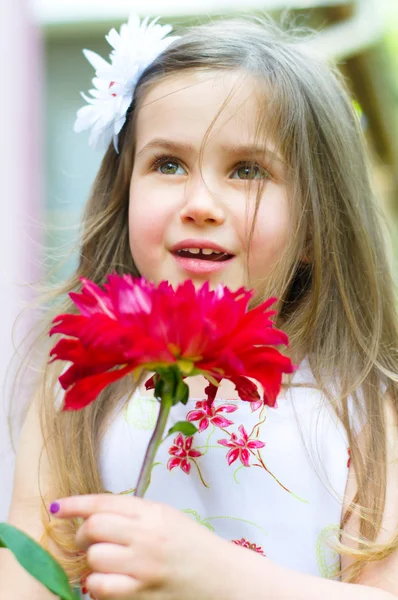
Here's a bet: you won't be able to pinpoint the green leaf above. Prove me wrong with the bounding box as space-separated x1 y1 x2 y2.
168 421 198 437
0 523 78 600
154 375 164 400
174 378 189 406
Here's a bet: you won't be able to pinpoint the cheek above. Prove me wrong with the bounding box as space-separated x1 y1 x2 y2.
128 176 167 245
128 184 165 274
129 200 161 246
248 190 291 270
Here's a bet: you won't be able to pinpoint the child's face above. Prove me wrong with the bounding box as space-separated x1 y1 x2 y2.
129 70 291 293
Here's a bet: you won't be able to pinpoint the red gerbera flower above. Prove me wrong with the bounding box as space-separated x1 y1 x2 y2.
49 276 294 411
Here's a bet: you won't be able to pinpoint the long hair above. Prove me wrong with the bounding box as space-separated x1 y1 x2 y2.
24 16 398 584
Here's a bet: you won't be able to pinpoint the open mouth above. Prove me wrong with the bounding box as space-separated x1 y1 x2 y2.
174 249 233 262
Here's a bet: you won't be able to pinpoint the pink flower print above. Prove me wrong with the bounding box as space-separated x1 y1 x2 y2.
167 434 202 474
232 538 266 556
218 425 265 467
187 399 237 432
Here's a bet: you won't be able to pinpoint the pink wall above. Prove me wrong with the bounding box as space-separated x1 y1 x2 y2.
0 0 43 521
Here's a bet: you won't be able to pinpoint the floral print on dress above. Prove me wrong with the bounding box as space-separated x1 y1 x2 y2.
167 433 209 486
166 395 308 501
218 425 265 466
167 434 202 474
232 537 266 556
187 399 238 431
316 524 341 579
150 383 308 503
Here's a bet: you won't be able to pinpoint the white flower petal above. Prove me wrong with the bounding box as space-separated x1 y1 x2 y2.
80 91 96 104
120 94 133 115
127 13 141 31
113 112 127 137
92 77 112 91
74 105 101 132
105 28 120 51
82 49 111 73
87 88 103 99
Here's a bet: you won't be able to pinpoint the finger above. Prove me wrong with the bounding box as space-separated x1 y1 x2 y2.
49 494 147 520
86 543 135 576
76 513 136 551
86 572 141 600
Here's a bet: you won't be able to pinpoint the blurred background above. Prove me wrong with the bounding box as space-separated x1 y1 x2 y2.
0 0 397 520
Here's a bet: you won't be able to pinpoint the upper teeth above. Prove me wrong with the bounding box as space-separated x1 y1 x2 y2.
182 248 222 255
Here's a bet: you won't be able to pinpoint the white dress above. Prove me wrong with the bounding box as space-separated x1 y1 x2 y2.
81 357 351 597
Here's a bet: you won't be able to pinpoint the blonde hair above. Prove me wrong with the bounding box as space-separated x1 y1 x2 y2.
23 15 398 585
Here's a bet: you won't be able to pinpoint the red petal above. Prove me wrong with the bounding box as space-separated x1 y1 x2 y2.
247 439 265 449
226 448 240 465
212 416 234 428
188 449 202 458
217 404 238 414
50 314 88 337
229 376 259 402
59 362 117 391
204 381 220 402
238 425 248 442
145 375 156 390
217 438 232 448
175 434 184 448
240 448 251 467
198 418 209 432
181 459 191 474
169 448 186 458
167 457 181 470
186 410 205 422
107 275 153 316
71 278 116 318
62 365 133 410
238 348 294 406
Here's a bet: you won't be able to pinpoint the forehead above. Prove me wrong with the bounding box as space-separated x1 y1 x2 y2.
134 70 267 150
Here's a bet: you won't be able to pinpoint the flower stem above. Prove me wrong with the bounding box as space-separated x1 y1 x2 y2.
191 459 209 488
252 450 292 494
135 393 173 497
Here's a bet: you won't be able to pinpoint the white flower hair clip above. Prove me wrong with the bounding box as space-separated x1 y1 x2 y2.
74 14 179 152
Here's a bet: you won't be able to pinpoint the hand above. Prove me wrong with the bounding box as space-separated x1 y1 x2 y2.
51 494 241 600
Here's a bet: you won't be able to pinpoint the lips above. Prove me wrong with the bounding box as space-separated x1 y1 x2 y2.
170 239 234 261
175 249 231 262
170 239 235 274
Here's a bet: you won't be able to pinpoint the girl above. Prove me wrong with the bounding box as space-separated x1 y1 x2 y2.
2 13 398 600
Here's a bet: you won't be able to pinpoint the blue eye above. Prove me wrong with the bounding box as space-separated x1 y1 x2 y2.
157 159 186 175
232 164 269 180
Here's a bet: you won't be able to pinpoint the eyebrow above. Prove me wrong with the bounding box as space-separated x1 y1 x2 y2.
135 138 285 164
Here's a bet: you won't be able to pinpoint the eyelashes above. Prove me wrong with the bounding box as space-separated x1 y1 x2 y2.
151 154 186 175
149 153 272 181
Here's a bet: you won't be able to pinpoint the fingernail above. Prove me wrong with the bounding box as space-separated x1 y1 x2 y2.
50 502 61 514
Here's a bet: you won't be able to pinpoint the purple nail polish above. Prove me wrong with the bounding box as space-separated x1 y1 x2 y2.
50 502 60 514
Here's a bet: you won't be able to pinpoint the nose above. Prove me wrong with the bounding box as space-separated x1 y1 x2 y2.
180 178 226 226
